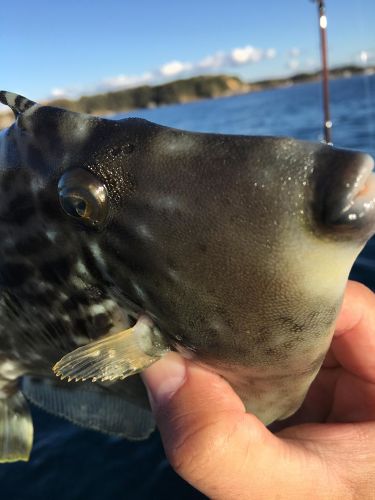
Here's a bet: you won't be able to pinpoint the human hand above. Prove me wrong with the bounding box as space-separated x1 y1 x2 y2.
142 281 375 499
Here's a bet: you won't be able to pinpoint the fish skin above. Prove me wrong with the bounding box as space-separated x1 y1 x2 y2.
0 91 374 444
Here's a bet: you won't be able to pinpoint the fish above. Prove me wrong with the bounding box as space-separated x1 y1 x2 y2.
0 90 374 463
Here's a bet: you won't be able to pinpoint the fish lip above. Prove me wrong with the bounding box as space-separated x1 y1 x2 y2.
335 153 375 218
343 158 375 217
312 149 375 240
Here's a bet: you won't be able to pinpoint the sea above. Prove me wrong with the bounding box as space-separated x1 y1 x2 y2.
1 74 375 500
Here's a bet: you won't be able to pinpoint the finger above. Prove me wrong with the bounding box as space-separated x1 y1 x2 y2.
279 420 375 498
331 280 375 383
142 352 264 498
142 353 335 499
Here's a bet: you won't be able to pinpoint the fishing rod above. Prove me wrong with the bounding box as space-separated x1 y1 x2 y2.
311 0 332 144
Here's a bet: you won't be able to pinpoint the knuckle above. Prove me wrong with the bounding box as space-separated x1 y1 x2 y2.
164 411 244 481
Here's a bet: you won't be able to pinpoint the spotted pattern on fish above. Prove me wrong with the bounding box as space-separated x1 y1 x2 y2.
0 164 131 377
0 90 374 459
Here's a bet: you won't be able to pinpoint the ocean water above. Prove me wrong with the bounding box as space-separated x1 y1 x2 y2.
1 75 375 500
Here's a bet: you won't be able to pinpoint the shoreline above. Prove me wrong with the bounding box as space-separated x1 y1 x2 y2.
1 65 374 129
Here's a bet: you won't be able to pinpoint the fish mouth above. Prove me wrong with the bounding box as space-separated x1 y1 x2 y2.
313 149 375 240
339 154 375 220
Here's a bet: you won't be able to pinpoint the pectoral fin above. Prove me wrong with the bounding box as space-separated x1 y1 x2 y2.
22 377 155 440
0 391 33 463
53 316 169 383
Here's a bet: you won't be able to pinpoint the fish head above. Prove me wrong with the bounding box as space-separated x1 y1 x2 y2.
1 91 375 424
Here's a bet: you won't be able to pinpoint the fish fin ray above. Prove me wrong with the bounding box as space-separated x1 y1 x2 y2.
0 91 37 117
22 376 155 440
53 317 169 382
0 391 33 463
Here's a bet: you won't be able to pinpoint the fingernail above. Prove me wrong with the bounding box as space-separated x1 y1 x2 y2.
141 352 186 409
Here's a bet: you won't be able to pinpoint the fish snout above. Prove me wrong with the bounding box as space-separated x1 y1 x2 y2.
313 149 375 240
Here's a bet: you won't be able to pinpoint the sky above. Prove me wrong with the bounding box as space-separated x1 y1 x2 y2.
1 0 375 103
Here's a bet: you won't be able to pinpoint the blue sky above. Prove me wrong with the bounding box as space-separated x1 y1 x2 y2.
1 0 374 102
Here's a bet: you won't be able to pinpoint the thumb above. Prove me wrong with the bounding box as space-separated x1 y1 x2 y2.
141 352 284 498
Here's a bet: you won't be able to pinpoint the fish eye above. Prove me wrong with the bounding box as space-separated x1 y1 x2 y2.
58 168 108 227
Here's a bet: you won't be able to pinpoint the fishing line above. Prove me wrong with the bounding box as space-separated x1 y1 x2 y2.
354 0 375 156
310 0 332 144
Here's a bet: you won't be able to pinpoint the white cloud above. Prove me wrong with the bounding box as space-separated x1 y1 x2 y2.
159 60 192 77
230 46 262 65
198 52 226 69
357 49 375 64
49 44 278 98
51 88 68 98
287 59 300 70
289 48 301 58
101 72 153 91
360 50 369 64
197 46 276 70
50 85 83 99
266 48 277 59
305 58 318 69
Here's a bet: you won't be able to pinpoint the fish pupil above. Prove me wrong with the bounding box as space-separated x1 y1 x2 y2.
75 199 87 217
63 196 88 219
